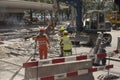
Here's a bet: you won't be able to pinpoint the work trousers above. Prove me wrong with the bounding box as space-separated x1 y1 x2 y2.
39 48 48 59
63 49 72 56
59 46 63 57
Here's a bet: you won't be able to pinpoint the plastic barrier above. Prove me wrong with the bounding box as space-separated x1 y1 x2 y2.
23 60 95 80
39 65 113 80
23 53 114 80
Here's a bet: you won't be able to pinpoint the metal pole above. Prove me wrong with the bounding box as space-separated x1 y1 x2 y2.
107 56 111 77
31 41 37 61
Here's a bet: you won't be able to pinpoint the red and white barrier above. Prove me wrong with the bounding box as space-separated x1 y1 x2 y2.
23 50 118 68
106 49 119 57
28 65 113 80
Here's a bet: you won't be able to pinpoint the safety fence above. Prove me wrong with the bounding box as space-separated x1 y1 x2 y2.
23 60 93 80
23 49 119 68
23 49 118 80
23 59 113 80
34 65 113 80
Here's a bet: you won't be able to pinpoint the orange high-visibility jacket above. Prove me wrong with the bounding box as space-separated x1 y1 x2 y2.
35 35 49 49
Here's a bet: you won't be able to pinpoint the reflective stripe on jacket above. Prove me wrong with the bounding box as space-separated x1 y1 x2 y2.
35 34 48 48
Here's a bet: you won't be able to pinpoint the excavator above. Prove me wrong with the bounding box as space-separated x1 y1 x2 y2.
57 0 112 46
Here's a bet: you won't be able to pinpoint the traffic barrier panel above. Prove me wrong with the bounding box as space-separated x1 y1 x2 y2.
23 50 117 80
24 59 95 80
23 59 113 80
23 50 118 68
40 65 113 80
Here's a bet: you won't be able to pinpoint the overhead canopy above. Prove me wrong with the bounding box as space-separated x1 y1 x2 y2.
0 0 53 11
0 0 68 11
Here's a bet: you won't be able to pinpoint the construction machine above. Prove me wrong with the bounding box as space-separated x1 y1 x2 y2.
57 0 112 46
105 11 120 30
108 0 120 30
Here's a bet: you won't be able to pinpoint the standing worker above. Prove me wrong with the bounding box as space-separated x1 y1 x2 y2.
60 30 72 56
34 27 50 60
59 27 65 57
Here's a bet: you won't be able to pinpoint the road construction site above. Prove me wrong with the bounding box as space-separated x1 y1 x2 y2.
0 0 120 80
0 25 120 80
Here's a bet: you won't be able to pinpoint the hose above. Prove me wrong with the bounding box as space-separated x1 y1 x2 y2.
9 54 34 80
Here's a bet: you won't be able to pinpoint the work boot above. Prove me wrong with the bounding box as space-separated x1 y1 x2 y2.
59 53 63 57
93 63 101 66
102 58 106 65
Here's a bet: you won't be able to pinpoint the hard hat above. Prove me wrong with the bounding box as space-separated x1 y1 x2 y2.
40 27 45 32
63 30 68 35
60 27 65 31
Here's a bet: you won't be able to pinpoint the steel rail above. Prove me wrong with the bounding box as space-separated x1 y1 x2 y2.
106 57 120 62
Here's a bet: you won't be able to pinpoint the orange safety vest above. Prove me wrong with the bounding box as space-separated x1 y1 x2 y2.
35 35 48 49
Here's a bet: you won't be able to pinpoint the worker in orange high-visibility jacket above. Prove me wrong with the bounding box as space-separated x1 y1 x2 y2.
34 27 50 60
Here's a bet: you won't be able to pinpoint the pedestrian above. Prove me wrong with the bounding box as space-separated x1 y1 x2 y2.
34 27 50 60
59 27 65 57
60 30 72 56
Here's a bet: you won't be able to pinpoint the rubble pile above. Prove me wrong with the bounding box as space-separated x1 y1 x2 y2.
0 46 9 58
0 38 31 58
0 31 60 59
48 34 60 57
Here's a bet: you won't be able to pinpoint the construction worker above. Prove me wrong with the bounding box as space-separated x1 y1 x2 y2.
34 27 50 60
59 27 65 57
60 30 72 56
94 43 107 66
92 33 107 66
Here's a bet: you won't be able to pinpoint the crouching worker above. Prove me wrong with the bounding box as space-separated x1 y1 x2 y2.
60 30 72 56
93 43 107 66
34 27 50 60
